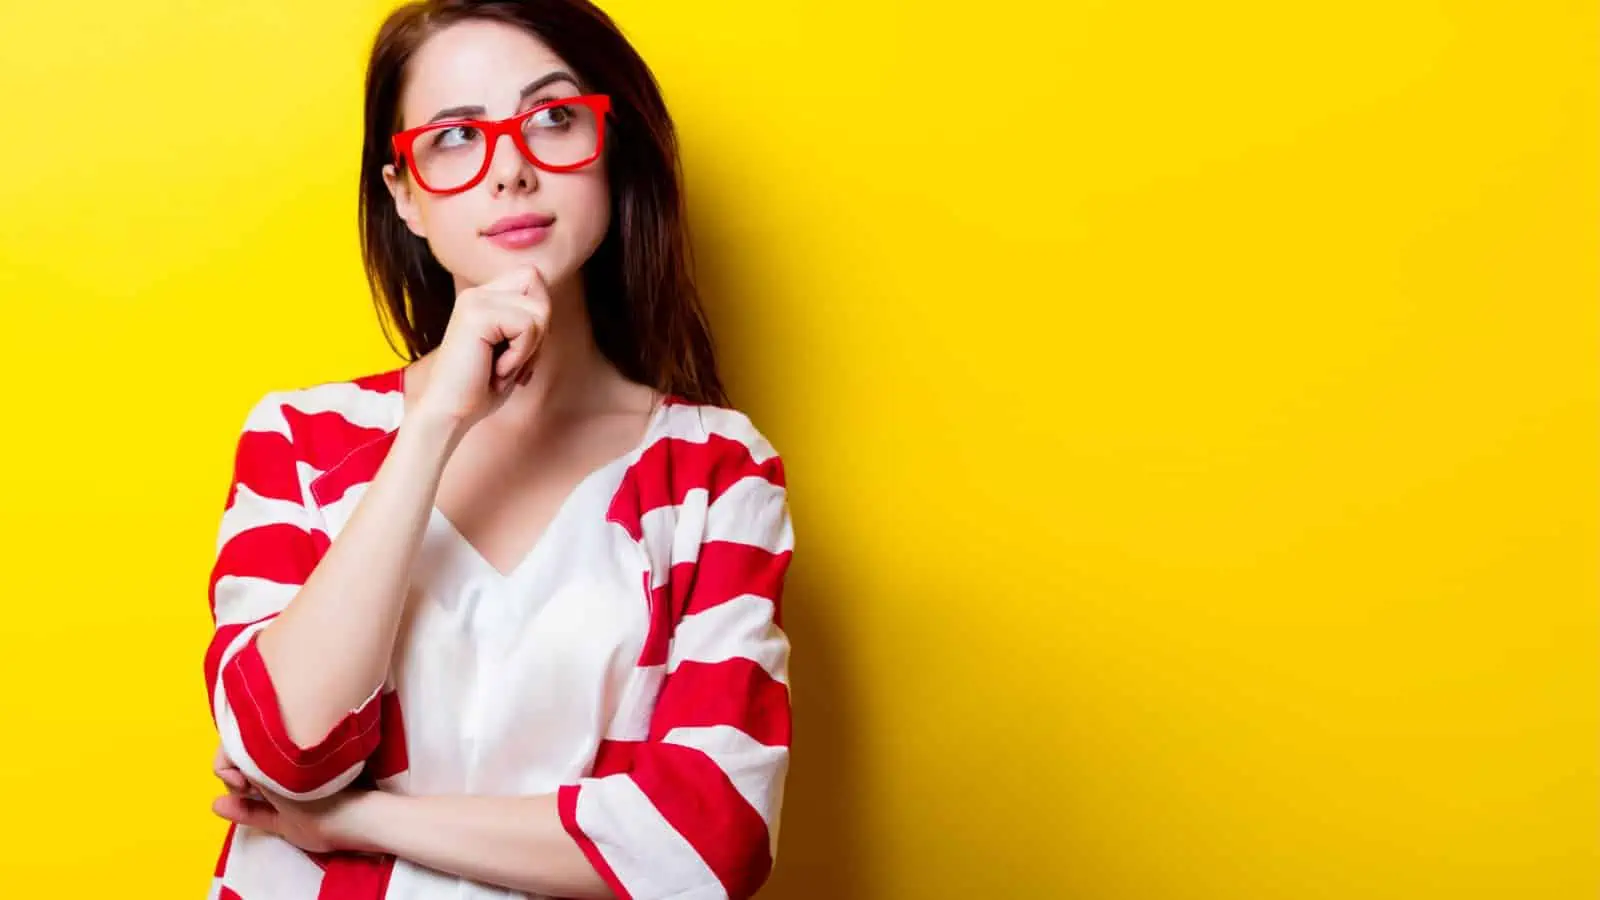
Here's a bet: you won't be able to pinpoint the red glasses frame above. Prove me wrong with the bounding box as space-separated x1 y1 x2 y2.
391 93 612 195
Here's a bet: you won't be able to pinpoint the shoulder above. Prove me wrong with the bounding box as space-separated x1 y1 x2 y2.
655 398 782 466
233 365 406 469
649 399 786 490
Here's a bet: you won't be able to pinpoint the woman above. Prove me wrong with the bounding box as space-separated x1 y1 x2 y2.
202 2 793 898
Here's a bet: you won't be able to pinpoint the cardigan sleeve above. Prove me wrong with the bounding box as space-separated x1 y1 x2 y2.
558 433 794 900
203 393 382 801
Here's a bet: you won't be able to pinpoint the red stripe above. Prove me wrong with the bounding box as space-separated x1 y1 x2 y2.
558 784 633 900
682 542 790 622
210 523 325 607
204 616 274 715
627 744 774 898
651 658 792 749
639 570 674 669
368 690 409 780
607 435 786 541
281 408 392 473
310 431 397 506
231 430 301 505
316 854 396 899
351 368 404 394
639 544 790 667
591 738 641 778
219 635 382 794
206 623 249 705
220 888 243 900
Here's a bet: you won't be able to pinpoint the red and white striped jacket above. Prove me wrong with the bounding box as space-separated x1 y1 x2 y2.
204 367 793 900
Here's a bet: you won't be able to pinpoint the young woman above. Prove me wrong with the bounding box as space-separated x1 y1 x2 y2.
201 2 793 898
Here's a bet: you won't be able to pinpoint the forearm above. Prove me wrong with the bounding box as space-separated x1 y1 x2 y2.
351 791 611 899
256 412 462 746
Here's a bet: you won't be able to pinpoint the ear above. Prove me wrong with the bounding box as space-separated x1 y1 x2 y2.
383 162 428 239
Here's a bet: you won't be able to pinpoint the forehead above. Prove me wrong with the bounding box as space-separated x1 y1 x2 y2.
400 19 574 126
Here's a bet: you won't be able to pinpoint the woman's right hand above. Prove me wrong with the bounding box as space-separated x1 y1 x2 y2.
413 265 551 430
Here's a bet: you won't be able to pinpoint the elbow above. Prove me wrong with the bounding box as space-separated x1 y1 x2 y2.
722 831 778 900
217 724 368 801
213 631 380 800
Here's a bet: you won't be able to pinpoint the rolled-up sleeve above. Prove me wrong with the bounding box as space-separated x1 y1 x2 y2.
203 394 381 801
559 439 794 900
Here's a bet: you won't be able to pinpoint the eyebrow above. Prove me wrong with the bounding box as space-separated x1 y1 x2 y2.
424 71 581 124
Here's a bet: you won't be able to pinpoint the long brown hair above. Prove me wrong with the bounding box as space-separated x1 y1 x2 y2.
358 0 726 406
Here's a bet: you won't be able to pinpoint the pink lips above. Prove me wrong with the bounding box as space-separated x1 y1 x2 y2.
483 212 555 250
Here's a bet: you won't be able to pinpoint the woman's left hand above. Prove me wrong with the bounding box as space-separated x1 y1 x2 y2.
212 787 380 855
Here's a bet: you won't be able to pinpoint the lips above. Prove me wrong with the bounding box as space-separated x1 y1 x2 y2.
483 212 556 236
482 212 556 251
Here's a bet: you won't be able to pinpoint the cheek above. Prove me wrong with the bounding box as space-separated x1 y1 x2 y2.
554 173 612 256
415 197 487 275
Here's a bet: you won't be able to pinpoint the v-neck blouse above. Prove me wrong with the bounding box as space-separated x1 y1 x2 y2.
203 367 794 900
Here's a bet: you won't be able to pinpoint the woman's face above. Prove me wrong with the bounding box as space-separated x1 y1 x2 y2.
383 19 610 292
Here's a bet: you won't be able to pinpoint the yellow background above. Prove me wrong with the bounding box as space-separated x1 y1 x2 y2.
0 1 1593 897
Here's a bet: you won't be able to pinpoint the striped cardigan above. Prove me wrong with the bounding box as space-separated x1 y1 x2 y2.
204 367 793 899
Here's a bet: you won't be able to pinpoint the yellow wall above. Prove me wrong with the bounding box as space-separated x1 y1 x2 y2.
0 1 1593 896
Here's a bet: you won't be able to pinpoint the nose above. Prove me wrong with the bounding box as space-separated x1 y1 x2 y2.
486 130 537 193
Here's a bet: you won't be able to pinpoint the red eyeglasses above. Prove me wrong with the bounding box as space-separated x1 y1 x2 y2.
391 94 611 195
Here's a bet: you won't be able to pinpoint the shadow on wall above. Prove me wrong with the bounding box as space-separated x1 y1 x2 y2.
762 551 866 898
689 205 868 898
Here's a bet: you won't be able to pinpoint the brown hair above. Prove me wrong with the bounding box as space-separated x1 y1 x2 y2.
358 0 727 406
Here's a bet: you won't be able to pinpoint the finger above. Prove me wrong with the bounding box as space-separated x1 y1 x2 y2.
475 301 532 365
494 325 541 380
212 794 278 833
217 766 249 792
492 305 543 380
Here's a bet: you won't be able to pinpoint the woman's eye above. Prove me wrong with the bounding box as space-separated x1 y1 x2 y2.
529 105 574 128
432 125 479 149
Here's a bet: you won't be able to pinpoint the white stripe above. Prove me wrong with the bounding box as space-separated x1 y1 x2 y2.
639 477 789 589
315 480 370 536
206 877 222 900
602 664 665 742
295 460 325 492
576 775 726 899
661 724 789 837
653 405 779 464
216 483 313 553
640 493 708 589
698 407 778 463
243 382 401 439
212 620 366 802
212 576 299 626
704 476 792 552
222 824 334 896
669 593 790 686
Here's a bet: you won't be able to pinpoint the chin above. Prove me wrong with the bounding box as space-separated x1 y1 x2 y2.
471 247 555 283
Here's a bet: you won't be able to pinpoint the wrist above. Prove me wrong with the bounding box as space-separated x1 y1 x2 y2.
396 405 469 458
333 790 399 856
